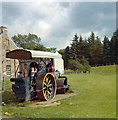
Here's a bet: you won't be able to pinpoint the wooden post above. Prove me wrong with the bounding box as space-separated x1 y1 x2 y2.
14 59 16 77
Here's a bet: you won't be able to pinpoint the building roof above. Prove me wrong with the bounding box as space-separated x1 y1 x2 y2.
0 26 7 29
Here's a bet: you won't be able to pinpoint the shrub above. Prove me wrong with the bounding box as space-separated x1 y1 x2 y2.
68 57 91 73
68 60 80 71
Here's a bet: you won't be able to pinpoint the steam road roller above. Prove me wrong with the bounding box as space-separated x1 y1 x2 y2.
6 49 70 102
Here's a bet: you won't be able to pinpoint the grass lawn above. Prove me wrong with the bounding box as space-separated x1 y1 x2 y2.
2 65 116 118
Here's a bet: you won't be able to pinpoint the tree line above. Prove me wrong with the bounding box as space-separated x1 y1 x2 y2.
12 29 118 72
58 29 118 71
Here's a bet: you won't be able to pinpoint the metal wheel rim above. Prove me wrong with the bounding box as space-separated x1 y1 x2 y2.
42 73 56 100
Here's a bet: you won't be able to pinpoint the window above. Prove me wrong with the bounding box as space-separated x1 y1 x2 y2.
6 65 11 76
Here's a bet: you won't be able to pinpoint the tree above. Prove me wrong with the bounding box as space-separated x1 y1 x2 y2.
68 60 83 71
77 35 89 63
81 56 91 73
12 33 45 50
110 29 118 64
34 44 47 51
62 33 91 70
103 36 111 64
68 58 91 72
83 38 89 59
46 47 57 53
58 49 65 59
64 46 71 69
70 33 79 60
76 35 84 61
96 36 103 64
88 32 103 65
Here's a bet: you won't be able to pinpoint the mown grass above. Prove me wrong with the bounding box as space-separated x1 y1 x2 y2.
2 65 116 118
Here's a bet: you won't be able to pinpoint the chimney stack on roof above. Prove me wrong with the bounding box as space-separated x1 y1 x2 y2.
0 26 7 34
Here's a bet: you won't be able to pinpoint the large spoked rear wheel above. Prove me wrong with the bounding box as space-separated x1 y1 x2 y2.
36 73 56 101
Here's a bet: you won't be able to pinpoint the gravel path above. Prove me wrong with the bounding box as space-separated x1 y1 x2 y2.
28 92 78 107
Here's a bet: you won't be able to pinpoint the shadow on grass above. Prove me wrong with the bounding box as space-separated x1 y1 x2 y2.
2 91 32 108
2 91 17 104
2 89 74 104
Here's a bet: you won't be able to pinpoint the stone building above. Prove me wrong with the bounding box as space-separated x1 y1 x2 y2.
0 26 18 82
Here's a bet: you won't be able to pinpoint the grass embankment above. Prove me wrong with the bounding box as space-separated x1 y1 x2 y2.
2 65 116 118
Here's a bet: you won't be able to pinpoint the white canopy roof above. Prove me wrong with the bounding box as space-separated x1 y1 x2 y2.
28 49 62 59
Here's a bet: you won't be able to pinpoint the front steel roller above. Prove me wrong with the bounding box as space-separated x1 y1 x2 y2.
36 73 56 101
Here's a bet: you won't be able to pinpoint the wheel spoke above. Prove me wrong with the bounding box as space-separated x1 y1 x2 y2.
48 80 51 84
43 81 46 85
43 87 46 90
47 90 51 95
49 83 52 86
45 90 50 98
49 87 52 90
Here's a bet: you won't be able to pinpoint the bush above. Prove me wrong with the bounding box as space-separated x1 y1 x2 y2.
68 58 91 73
76 62 83 72
83 64 91 73
82 57 91 73
64 69 74 73
68 60 80 71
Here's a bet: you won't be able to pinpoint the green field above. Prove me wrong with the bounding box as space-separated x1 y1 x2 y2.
2 65 116 118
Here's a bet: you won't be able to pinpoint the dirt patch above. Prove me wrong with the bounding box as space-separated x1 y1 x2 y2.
28 101 61 107
53 92 77 101
27 92 78 107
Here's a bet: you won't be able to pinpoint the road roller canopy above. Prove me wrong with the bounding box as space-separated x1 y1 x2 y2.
6 49 64 74
6 49 62 60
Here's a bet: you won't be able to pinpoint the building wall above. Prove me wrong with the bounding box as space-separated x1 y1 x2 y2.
0 26 18 80
0 34 2 87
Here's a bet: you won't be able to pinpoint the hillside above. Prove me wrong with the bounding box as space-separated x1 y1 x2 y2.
91 65 116 74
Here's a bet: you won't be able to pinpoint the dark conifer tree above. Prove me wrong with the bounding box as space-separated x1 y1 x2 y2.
77 35 84 62
71 33 79 60
64 46 71 69
77 35 89 63
88 32 96 65
83 38 89 59
103 36 111 64
96 36 103 64
88 32 103 65
110 29 118 64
